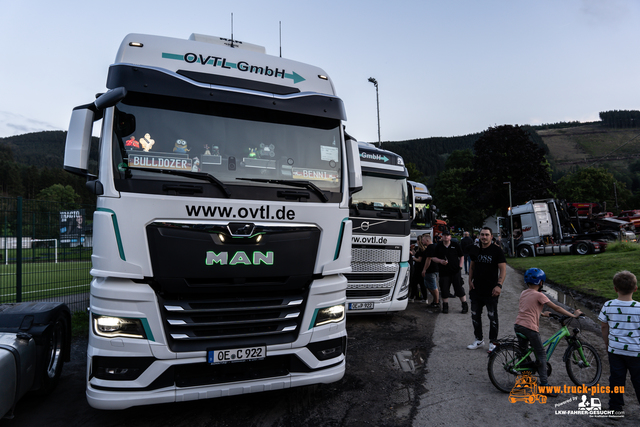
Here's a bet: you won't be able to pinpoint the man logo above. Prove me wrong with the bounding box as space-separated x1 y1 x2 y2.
206 251 274 266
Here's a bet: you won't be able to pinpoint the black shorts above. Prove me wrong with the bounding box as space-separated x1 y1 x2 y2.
440 270 465 299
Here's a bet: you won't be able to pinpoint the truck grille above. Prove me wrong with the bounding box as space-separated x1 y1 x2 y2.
352 247 401 263
346 289 391 298
158 288 309 352
347 248 401 301
344 272 396 282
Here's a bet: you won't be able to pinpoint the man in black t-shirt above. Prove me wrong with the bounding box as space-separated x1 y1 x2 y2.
467 227 506 351
432 230 467 314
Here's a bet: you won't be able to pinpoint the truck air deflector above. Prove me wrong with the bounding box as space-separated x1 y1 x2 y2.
96 208 126 261
106 64 346 120
176 69 301 95
334 218 348 260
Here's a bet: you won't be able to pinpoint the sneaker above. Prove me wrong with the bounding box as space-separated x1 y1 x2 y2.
461 302 468 314
488 343 496 352
442 303 449 314
467 339 484 350
428 301 440 308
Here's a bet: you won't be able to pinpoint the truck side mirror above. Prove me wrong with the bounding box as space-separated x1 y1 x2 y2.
64 87 127 178
63 106 96 177
408 183 414 220
345 138 362 194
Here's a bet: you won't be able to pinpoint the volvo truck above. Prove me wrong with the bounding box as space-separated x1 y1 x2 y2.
64 33 362 409
346 141 411 314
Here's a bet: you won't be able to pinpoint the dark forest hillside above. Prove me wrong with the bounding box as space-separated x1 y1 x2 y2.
0 131 96 203
0 130 67 168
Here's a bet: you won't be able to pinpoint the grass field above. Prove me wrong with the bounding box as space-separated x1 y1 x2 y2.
507 241 640 300
0 259 91 303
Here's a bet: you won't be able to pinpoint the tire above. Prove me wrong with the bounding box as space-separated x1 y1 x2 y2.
573 241 591 255
517 246 533 258
488 343 521 393
39 314 68 394
565 343 602 387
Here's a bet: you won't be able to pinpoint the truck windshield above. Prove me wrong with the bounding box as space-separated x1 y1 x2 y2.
412 201 434 229
351 175 409 214
111 94 342 196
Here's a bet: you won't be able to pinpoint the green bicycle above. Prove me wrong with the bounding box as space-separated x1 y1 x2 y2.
488 313 602 393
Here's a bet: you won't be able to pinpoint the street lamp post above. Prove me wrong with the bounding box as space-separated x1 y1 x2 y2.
368 77 381 147
504 181 514 257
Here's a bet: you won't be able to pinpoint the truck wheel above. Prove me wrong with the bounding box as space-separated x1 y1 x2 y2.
39 313 68 394
573 242 591 255
517 246 533 258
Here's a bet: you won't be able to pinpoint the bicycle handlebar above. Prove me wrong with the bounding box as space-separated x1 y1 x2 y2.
547 312 585 325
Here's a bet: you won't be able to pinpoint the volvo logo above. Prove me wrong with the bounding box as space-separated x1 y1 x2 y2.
361 221 370 232
227 222 255 236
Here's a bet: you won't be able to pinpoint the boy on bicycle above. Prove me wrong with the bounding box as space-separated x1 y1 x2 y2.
598 270 640 413
514 268 582 393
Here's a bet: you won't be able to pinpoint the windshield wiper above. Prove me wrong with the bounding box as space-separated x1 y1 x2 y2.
130 167 231 197
236 178 329 203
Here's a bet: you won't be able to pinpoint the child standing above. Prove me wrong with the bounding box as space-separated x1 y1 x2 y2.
598 270 640 412
514 268 582 393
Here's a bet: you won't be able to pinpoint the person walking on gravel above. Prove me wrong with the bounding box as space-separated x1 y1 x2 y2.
466 227 506 351
432 229 467 314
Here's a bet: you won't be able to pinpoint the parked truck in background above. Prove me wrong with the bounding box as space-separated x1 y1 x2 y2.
0 302 71 419
64 33 362 409
409 181 442 242
346 140 412 314
508 199 609 257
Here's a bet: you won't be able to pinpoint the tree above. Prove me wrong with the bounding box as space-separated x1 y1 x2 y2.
465 125 555 215
433 167 485 232
556 167 633 212
405 162 426 183
445 149 474 170
37 184 80 209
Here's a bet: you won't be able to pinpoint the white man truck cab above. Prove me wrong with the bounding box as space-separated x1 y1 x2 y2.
64 33 362 409
346 141 412 314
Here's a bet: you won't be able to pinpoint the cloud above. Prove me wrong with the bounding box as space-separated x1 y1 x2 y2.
579 0 631 27
0 110 59 138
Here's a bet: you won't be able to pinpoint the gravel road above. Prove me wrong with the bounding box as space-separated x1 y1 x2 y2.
415 265 637 427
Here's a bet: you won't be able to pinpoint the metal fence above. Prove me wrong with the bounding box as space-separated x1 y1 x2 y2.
0 197 95 312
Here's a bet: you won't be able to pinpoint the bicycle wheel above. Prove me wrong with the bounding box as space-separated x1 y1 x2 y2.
565 343 602 387
488 343 522 393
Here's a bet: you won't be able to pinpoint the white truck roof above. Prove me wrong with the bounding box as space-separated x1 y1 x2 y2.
114 33 337 96
357 142 407 176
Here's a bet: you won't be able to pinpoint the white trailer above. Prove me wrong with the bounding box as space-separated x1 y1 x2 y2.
64 33 362 409
346 141 411 314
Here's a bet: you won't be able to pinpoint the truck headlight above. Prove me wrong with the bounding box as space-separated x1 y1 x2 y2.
399 270 410 293
314 304 345 327
93 314 148 339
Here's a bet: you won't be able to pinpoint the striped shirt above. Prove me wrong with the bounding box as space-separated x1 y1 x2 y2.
598 299 640 357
